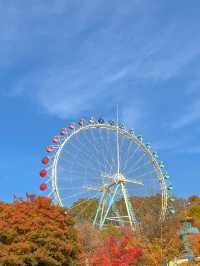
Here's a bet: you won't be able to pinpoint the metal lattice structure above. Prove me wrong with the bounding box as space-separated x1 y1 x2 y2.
179 217 199 262
39 117 175 229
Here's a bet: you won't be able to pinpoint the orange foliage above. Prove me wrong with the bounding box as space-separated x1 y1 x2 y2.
192 233 200 256
0 196 82 265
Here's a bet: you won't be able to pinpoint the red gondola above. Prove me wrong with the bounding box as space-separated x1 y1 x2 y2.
41 157 49 164
69 123 76 130
40 169 47 177
52 136 59 143
60 129 66 136
40 183 47 191
46 145 53 153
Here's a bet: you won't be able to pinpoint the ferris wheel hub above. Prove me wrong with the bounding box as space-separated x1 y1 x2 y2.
114 173 126 183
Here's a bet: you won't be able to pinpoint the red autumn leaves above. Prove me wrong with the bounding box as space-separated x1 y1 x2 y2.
90 235 142 266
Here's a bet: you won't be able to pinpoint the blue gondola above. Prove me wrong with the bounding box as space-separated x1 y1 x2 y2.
169 207 176 214
167 184 173 190
118 123 124 129
137 135 143 141
164 174 170 179
129 129 134 134
89 117 95 124
98 118 104 124
108 120 115 126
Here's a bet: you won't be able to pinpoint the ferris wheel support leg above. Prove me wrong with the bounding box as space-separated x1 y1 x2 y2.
121 183 137 228
111 200 124 226
93 189 107 227
100 194 107 226
99 184 120 229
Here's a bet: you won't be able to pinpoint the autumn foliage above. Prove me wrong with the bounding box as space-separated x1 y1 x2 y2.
90 233 142 266
0 196 82 265
1 194 200 265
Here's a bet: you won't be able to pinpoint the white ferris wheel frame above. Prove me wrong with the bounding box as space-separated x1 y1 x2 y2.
49 122 168 221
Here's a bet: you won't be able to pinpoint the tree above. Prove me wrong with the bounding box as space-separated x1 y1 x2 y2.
187 195 200 225
90 230 142 266
75 221 102 255
69 198 98 223
192 234 200 257
0 196 83 265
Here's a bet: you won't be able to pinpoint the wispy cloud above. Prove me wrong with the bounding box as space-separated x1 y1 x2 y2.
120 100 147 133
153 135 200 154
171 99 200 129
1 0 200 125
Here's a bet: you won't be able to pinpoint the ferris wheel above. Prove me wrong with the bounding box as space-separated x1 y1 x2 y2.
39 117 176 229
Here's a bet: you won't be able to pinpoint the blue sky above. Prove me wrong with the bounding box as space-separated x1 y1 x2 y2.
0 0 200 201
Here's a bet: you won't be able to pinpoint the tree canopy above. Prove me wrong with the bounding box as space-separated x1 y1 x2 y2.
1 194 200 265
0 196 82 266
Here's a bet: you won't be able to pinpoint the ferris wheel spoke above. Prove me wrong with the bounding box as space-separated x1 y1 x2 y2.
58 186 86 191
58 172 98 190
61 140 102 175
131 159 152 174
103 133 117 176
127 170 156 181
95 128 106 174
59 167 105 192
91 127 110 176
121 140 137 171
106 127 116 176
119 131 126 148
107 157 117 177
94 128 115 180
122 145 141 173
78 128 105 173
58 162 103 184
99 128 114 175
57 160 92 179
58 167 90 177
60 153 83 186
102 127 113 174
60 153 99 177
107 129 119 176
117 136 126 169
58 157 98 181
86 128 108 170
125 160 153 178
60 190 94 201
70 137 102 171
102 130 114 177
128 152 147 172
70 133 102 170
81 130 103 169
89 127 110 174
97 128 115 174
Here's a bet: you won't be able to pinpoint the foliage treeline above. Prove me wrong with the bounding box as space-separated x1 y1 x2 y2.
0 196 82 266
71 194 200 265
1 194 200 265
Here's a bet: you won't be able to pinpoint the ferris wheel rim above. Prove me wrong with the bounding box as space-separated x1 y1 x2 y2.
49 122 168 220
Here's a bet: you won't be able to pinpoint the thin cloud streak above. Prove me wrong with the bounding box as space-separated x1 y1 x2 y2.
1 1 200 127
171 100 200 130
